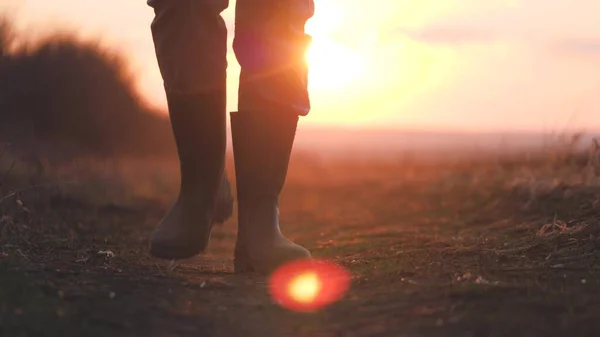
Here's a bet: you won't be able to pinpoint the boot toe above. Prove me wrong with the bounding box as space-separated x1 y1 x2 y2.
260 247 312 275
149 204 213 260
235 242 312 275
150 229 201 260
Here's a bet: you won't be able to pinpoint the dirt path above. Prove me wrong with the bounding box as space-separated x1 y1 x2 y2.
2 157 600 337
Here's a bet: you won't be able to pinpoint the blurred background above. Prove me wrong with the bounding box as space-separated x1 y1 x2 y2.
1 0 600 162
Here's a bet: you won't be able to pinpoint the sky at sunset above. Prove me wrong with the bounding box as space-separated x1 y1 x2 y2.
2 0 600 132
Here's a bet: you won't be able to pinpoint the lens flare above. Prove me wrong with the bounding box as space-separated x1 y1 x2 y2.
268 259 351 312
288 272 322 303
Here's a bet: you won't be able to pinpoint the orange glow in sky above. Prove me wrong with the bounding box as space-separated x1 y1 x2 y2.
269 259 351 312
3 0 600 131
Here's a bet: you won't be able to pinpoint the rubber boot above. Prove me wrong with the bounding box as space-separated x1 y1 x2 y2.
150 89 233 260
230 110 311 274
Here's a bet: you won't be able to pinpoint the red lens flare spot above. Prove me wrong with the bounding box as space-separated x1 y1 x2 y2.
268 259 351 312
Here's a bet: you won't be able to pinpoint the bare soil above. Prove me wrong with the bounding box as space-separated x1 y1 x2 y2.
1 152 600 337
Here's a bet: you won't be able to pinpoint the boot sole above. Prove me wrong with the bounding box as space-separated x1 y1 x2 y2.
233 254 311 275
233 253 256 274
233 245 313 275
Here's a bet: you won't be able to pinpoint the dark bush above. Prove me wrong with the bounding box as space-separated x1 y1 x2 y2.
0 18 175 162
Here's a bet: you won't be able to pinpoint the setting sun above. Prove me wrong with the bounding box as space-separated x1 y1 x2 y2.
298 0 460 126
306 38 366 90
304 0 367 90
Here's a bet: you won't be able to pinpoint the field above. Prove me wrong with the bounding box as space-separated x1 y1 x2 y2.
1 147 600 337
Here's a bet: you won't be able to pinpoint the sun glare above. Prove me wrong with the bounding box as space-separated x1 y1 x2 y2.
306 38 366 90
304 1 367 90
292 0 459 126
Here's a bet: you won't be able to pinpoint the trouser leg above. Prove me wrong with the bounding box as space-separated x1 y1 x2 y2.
149 0 229 94
233 0 314 115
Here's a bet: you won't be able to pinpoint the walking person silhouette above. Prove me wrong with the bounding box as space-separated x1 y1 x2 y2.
147 0 314 274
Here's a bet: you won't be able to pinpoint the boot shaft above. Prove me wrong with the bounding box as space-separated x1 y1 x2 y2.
167 90 227 199
230 110 298 201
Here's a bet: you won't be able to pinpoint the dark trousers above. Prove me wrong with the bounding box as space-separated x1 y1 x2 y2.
148 0 314 116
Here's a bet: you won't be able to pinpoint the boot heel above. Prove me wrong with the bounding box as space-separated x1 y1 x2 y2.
233 252 254 273
213 199 233 224
213 174 234 224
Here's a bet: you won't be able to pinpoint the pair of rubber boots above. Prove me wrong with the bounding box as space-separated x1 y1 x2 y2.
149 89 311 274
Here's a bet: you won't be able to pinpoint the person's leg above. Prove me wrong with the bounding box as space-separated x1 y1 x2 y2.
147 0 233 260
231 0 315 274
